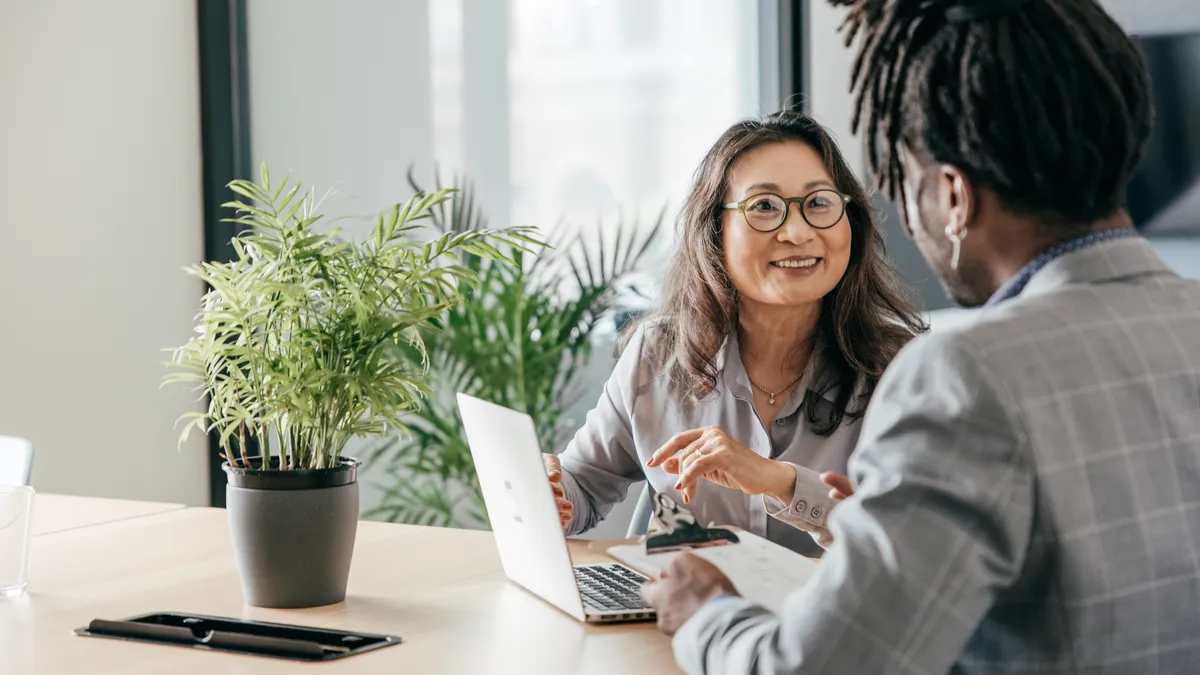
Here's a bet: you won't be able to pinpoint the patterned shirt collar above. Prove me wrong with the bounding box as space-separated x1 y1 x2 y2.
986 228 1141 306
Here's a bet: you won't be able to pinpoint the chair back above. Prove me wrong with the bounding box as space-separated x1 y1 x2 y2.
626 483 654 537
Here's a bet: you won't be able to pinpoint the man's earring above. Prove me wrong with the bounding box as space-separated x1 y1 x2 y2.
945 221 967 271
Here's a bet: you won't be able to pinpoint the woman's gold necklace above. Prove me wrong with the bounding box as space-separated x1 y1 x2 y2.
748 370 805 405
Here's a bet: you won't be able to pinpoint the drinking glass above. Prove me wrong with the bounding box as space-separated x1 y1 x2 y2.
0 486 34 596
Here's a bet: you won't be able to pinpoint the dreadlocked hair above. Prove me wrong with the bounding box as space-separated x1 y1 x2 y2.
833 0 1153 227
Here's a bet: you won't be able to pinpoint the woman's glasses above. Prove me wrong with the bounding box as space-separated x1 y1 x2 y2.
722 189 851 232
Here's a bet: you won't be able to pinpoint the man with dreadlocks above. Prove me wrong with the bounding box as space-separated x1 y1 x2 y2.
642 0 1200 672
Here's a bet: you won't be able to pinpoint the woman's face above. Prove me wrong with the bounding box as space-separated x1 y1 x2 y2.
721 140 853 310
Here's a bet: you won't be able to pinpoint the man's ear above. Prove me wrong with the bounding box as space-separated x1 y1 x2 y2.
940 165 976 231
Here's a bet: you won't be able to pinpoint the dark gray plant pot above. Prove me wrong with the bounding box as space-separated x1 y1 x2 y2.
224 457 360 609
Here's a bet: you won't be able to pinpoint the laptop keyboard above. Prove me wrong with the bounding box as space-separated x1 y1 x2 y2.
573 563 653 613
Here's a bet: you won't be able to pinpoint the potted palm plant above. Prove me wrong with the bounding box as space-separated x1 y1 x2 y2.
166 165 541 608
365 173 661 527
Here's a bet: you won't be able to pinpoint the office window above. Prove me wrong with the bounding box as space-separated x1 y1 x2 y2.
431 0 762 245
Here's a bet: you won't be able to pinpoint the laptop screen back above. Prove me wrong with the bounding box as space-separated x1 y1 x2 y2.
456 393 586 621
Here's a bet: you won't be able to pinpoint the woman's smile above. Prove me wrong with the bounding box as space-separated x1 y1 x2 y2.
769 255 823 275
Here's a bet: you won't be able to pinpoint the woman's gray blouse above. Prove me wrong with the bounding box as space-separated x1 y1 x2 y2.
557 326 862 557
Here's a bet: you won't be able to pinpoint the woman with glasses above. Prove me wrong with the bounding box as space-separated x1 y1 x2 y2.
543 110 925 555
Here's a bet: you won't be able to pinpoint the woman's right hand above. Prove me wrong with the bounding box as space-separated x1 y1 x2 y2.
543 454 574 530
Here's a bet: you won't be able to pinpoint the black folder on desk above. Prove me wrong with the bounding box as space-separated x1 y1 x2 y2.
74 612 402 662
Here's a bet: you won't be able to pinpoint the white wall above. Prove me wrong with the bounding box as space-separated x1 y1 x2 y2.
246 0 434 514
0 1 209 503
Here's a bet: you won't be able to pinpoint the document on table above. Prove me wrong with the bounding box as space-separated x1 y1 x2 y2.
607 531 819 614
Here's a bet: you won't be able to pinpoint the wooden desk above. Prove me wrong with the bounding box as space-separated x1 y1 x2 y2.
3 507 679 674
31 493 185 536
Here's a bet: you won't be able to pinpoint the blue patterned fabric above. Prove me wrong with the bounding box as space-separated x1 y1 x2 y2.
986 228 1141 306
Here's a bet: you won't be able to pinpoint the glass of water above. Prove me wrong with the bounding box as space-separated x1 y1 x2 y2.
0 486 34 596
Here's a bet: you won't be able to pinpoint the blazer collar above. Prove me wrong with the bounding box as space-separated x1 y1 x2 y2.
1020 237 1176 300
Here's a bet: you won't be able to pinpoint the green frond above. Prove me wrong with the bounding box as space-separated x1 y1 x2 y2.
163 163 548 474
371 168 664 528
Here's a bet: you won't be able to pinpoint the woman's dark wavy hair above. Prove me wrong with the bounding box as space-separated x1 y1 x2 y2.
630 110 926 435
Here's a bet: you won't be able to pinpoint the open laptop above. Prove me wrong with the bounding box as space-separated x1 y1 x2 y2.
457 393 655 624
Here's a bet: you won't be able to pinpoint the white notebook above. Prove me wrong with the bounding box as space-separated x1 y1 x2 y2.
607 531 820 614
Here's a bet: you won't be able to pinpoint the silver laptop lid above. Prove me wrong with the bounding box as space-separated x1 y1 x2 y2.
456 393 587 621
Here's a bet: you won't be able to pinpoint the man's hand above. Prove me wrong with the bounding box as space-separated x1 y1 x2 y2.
646 427 796 504
641 554 738 636
822 472 854 501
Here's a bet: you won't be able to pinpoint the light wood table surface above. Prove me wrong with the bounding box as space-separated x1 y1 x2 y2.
2 506 679 674
31 493 186 536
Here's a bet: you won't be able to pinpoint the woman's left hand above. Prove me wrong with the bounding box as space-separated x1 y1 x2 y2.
646 427 795 504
